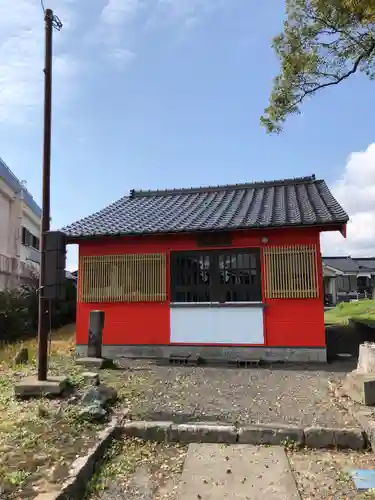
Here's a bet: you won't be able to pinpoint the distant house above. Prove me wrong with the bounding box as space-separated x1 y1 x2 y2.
322 256 375 304
0 158 41 290
62 175 348 363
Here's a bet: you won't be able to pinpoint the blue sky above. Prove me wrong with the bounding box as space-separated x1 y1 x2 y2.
1 0 375 270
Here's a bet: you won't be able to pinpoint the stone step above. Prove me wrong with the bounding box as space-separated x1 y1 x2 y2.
177 443 301 500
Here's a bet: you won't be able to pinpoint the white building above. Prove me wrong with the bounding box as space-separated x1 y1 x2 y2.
0 158 41 290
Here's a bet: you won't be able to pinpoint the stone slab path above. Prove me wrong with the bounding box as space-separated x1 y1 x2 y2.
177 443 301 500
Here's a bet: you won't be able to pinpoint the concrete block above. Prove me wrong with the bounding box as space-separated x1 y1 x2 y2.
333 428 365 450
238 424 304 446
170 423 237 444
177 443 301 500
76 357 106 370
122 421 173 442
14 376 67 398
82 371 100 386
304 427 335 448
343 372 375 406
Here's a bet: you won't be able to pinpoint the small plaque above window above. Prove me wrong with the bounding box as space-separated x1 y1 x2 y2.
196 232 232 247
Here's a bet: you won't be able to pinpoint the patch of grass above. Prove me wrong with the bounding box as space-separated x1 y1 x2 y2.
85 437 186 498
280 438 300 451
3 469 31 487
0 324 154 499
336 469 352 485
324 300 375 326
0 324 101 499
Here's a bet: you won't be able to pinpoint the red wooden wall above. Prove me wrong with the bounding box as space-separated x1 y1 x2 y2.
76 227 325 348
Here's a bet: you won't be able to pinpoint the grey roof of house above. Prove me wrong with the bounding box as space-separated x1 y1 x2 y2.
61 175 349 239
0 158 42 218
353 258 375 272
323 257 375 274
323 257 359 274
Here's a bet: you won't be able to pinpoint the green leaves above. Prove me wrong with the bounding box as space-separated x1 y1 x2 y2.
262 0 375 133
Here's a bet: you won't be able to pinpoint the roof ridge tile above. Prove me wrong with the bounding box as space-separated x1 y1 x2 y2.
130 175 317 198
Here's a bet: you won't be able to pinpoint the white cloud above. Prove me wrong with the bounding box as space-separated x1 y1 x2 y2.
0 0 78 124
101 0 141 26
156 0 224 22
98 0 227 64
108 48 136 65
321 143 375 257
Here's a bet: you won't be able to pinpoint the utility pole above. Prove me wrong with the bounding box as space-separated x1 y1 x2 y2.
37 8 53 381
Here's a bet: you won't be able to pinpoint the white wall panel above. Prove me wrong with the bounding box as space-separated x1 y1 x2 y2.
170 306 264 345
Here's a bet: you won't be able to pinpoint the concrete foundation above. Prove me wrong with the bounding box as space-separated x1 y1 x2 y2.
14 375 67 398
76 344 327 363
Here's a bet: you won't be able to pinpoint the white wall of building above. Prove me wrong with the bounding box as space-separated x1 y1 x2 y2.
0 187 11 256
0 167 41 289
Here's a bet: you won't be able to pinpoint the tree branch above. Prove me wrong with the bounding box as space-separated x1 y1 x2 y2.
309 13 369 50
289 39 375 109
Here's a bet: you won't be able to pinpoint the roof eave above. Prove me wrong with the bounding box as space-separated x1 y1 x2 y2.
65 220 349 244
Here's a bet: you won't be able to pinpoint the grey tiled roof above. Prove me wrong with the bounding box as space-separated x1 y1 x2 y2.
62 175 349 239
323 257 359 274
353 258 375 272
323 257 375 274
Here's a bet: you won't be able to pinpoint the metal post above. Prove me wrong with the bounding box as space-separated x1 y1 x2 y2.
37 8 53 381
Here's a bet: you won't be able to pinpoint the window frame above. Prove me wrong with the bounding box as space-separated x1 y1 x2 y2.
170 248 262 304
21 226 40 250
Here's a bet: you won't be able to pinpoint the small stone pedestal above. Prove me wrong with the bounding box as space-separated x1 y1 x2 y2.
76 357 107 370
14 375 67 398
343 343 375 405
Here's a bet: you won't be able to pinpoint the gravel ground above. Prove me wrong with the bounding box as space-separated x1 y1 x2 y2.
117 360 358 428
86 438 186 500
289 449 375 499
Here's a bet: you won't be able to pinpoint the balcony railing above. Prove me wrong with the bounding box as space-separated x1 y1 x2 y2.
26 247 41 265
0 254 39 280
0 254 12 274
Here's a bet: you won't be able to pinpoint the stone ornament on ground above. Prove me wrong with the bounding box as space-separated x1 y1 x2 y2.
357 343 375 374
79 385 118 421
342 343 375 406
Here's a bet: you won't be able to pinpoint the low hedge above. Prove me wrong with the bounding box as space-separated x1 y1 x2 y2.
0 279 76 344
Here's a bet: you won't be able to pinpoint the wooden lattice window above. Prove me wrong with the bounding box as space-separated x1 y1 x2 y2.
79 253 167 303
264 245 319 299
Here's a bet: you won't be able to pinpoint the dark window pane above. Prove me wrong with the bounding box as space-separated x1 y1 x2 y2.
171 248 261 303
